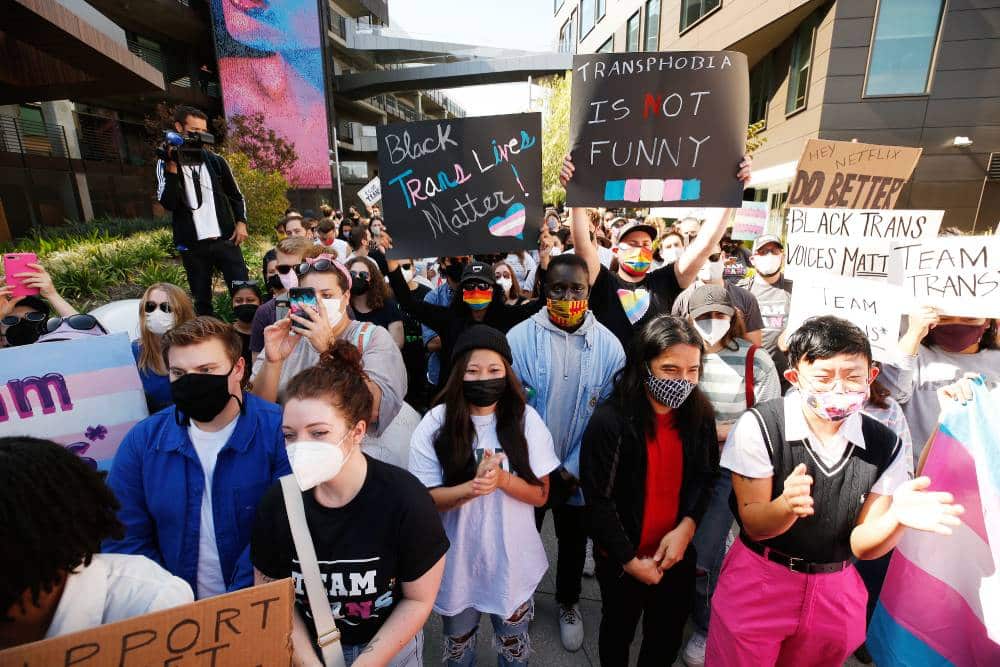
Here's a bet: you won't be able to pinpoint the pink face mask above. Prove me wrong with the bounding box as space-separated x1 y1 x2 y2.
799 379 868 422
279 270 298 291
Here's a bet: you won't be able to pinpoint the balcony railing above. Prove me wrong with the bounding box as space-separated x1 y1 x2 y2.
75 112 152 165
126 36 165 72
330 13 347 39
0 115 69 158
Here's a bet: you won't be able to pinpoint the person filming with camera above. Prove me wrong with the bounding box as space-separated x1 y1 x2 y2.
156 105 250 317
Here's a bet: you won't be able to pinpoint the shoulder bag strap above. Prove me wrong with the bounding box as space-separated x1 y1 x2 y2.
280 476 346 667
745 344 758 409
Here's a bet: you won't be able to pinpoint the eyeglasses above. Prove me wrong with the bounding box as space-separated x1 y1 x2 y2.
802 376 870 394
45 314 106 334
755 248 783 256
144 301 172 314
1 311 46 327
276 264 296 275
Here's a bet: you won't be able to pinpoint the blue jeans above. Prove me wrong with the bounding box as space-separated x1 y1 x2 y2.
441 600 534 667
691 468 735 635
343 631 423 666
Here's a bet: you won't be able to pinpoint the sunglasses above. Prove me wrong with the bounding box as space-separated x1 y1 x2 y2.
276 264 297 275
1 311 46 327
45 314 106 334
144 301 172 314
232 280 259 288
708 253 722 262
463 281 492 292
400 263 413 270
298 258 338 276
350 271 370 281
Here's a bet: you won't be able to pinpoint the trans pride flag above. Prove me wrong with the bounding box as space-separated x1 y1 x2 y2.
0 333 148 471
869 379 1000 666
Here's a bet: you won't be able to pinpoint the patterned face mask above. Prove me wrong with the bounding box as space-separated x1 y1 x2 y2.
546 298 588 328
644 368 696 408
618 245 653 276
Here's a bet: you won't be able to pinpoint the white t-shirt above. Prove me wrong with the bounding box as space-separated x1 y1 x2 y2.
181 164 221 240
721 391 910 497
317 237 351 261
408 404 560 618
46 553 192 639
189 416 239 599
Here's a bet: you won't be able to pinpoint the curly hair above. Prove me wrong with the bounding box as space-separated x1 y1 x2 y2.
285 340 373 428
347 256 389 311
0 437 123 619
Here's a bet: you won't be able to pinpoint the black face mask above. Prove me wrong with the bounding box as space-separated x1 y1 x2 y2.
171 367 237 423
350 276 371 296
233 304 259 324
4 319 44 347
444 261 467 282
462 378 507 407
266 274 284 292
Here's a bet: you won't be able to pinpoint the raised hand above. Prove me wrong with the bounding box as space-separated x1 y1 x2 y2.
559 154 575 188
263 318 298 363
780 463 814 518
891 476 964 535
290 302 334 354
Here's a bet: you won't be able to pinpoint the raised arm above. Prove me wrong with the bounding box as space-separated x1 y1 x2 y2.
559 155 601 286
386 266 453 334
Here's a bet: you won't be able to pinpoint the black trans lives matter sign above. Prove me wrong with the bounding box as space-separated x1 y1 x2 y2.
566 51 749 208
377 113 542 259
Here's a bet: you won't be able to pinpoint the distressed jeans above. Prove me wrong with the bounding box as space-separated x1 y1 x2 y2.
691 468 735 635
343 631 423 666
440 600 534 667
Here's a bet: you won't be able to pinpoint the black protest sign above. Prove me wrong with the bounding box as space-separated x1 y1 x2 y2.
377 113 542 259
788 139 923 209
566 51 749 208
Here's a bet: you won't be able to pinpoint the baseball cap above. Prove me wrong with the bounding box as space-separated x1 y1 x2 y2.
616 221 659 245
459 261 496 287
689 285 735 319
752 234 783 254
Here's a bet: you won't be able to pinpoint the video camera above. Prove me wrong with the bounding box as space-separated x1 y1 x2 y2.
155 130 215 166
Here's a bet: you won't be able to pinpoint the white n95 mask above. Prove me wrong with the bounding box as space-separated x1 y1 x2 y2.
285 434 354 491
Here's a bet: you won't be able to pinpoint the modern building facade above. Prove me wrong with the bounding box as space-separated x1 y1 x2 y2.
554 0 1000 231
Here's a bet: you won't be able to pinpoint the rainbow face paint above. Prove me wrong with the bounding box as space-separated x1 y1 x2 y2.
462 288 493 310
618 245 653 276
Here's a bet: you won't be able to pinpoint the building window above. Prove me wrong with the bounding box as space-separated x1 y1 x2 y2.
680 0 721 32
598 36 614 53
786 13 818 115
554 0 564 13
558 13 576 53
749 54 772 126
569 9 577 49
644 0 661 51
865 0 944 96
581 0 595 38
598 0 606 20
626 11 641 52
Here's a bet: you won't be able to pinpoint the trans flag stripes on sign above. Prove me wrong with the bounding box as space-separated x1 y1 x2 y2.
868 379 1000 666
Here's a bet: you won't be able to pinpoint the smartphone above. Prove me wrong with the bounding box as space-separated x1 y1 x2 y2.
288 287 317 329
3 253 39 299
275 298 290 322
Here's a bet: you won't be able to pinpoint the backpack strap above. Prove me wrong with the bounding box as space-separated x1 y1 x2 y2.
350 322 375 356
745 344 759 409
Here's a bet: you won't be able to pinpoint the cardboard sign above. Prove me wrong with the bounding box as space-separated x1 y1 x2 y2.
788 139 922 209
377 113 542 258
358 176 382 207
0 580 293 666
566 51 749 207
786 277 902 362
0 333 148 470
891 236 1000 317
731 201 770 241
784 208 943 282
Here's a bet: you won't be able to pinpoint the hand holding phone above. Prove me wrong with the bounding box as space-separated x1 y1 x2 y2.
288 288 318 330
3 253 39 299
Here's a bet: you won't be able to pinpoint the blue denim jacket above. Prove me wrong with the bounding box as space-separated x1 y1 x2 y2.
508 310 624 504
104 393 290 594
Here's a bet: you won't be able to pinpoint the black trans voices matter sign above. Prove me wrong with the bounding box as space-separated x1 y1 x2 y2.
377 113 542 259
566 51 749 208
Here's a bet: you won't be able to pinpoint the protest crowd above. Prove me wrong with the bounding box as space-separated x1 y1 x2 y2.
1 102 997 667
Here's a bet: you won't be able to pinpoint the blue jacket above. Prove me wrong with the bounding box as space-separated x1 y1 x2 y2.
508 310 624 504
104 393 290 594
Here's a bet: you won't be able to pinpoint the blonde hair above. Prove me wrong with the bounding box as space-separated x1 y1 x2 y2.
137 283 195 376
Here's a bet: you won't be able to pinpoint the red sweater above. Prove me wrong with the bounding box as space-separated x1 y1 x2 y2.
637 412 684 557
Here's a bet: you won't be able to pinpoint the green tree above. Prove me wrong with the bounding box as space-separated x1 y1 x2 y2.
540 72 572 206
746 119 768 155
219 151 290 236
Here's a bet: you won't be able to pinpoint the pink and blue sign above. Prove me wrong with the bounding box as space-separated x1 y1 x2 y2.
604 178 702 203
0 333 148 470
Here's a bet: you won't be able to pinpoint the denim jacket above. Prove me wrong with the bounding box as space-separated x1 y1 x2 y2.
104 393 290 594
508 310 625 504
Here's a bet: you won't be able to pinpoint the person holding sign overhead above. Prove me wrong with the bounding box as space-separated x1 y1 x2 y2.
707 316 964 667
560 154 752 348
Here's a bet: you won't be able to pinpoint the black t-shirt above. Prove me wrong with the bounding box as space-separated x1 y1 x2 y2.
354 298 403 330
589 264 683 349
251 456 449 648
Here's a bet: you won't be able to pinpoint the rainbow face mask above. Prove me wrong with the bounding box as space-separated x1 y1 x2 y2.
462 287 493 310
547 298 588 328
618 245 653 276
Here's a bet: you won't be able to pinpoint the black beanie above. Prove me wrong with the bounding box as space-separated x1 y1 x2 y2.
451 324 512 365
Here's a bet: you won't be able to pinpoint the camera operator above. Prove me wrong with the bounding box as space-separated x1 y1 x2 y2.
156 105 250 317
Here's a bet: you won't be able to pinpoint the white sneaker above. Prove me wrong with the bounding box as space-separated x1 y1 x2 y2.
582 539 596 577
682 632 707 667
558 604 585 652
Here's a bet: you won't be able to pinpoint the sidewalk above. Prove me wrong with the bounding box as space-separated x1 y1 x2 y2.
421 518 868 666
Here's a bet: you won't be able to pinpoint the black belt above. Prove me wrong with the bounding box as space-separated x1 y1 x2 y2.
739 533 849 574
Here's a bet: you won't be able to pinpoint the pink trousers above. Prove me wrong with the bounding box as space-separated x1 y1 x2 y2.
705 539 868 667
